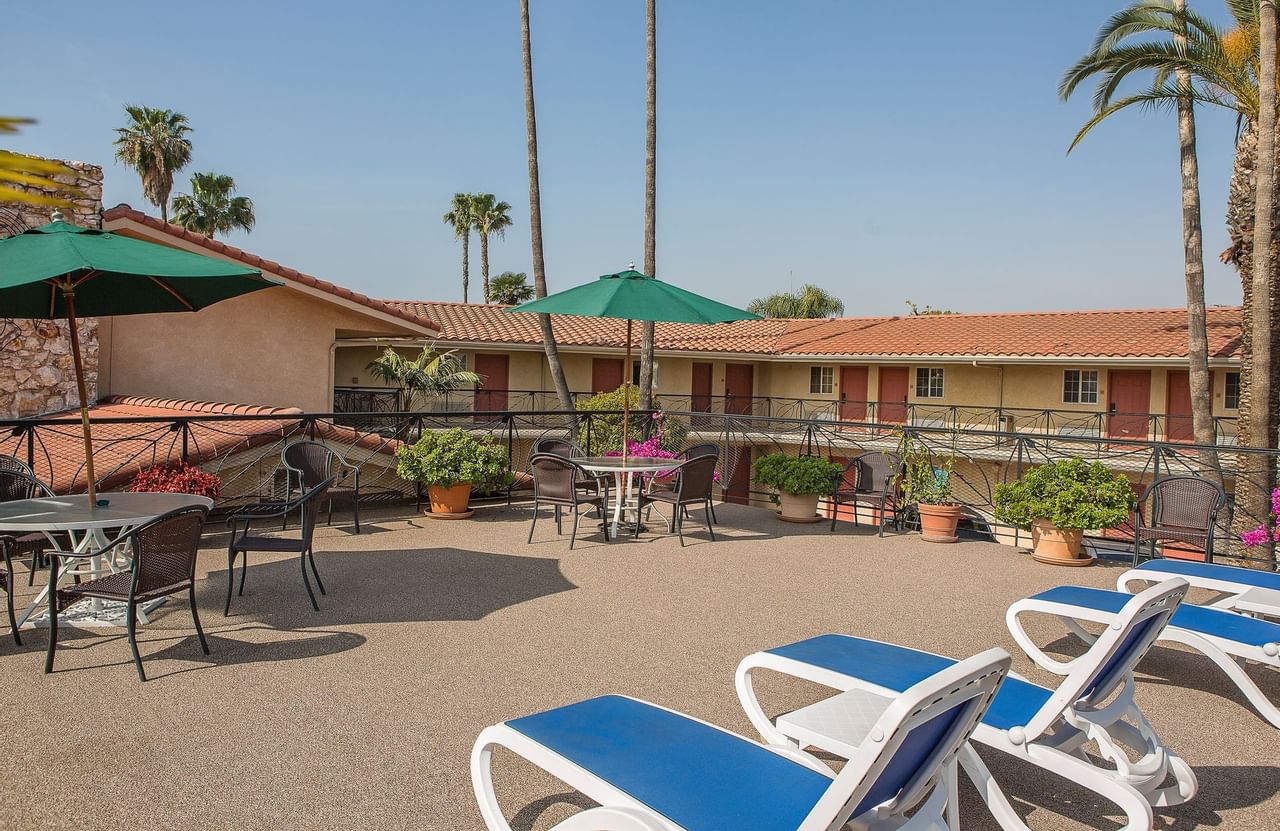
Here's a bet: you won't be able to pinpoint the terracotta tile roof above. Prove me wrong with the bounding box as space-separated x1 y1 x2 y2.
385 300 801 354
385 301 1243 361
100 205 439 334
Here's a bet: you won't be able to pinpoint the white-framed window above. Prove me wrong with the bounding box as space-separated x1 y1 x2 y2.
915 367 944 399
809 366 834 395
1225 371 1241 410
1063 369 1099 404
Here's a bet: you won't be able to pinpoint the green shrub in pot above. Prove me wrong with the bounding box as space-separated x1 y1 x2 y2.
396 428 512 514
753 453 841 521
993 457 1133 563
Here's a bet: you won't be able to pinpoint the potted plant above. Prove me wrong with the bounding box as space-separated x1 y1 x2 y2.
752 453 841 523
395 427 511 518
993 458 1134 566
895 433 961 543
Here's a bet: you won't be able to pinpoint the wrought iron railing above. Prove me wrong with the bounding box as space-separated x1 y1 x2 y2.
2 405 1273 566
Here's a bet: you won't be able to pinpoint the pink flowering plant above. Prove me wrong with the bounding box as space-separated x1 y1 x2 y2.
1240 486 1280 547
604 414 719 482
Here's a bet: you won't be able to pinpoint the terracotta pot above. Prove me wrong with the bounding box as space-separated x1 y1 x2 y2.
777 491 822 523
427 483 472 515
1030 519 1093 567
917 503 962 543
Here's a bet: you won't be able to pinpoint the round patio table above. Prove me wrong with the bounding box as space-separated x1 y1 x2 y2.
575 456 677 537
0 492 214 628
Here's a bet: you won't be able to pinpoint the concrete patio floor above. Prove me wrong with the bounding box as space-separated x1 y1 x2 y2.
2 501 1277 830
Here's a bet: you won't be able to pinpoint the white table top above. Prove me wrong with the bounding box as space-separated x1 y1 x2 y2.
0 492 213 532
1235 587 1280 617
776 688 897 759
576 456 677 473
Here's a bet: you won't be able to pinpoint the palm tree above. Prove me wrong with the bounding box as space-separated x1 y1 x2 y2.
366 345 482 412
489 271 535 305
112 106 193 222
1059 0 1278 560
638 0 658 411
169 172 255 239
1062 0 1220 479
520 0 574 410
748 285 845 318
443 193 476 303
471 193 513 303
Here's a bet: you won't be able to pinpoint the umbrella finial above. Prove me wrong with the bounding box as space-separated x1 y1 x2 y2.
628 262 635 270
51 209 65 223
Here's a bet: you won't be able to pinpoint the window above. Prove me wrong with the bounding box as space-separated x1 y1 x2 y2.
809 366 834 395
915 367 944 399
630 361 657 387
1063 369 1099 404
1225 371 1241 410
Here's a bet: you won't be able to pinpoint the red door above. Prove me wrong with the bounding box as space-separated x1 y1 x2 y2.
839 366 869 422
473 354 509 421
724 445 752 504
591 358 624 393
1108 370 1152 441
725 363 754 415
691 362 713 412
878 367 909 423
1165 370 1195 443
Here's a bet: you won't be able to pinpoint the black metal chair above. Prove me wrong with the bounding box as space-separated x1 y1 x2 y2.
44 505 211 681
282 441 362 532
1133 475 1229 566
531 434 609 494
636 455 718 546
830 451 903 536
0 455 58 586
1 536 19 646
225 477 334 614
527 454 610 549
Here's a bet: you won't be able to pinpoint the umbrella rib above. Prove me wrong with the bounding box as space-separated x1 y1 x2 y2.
148 276 196 311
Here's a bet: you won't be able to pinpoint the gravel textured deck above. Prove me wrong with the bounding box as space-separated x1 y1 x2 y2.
2 502 1276 830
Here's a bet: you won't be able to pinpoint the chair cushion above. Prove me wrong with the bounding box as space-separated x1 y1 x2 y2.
766 634 1052 731
1136 559 1280 592
1028 585 1280 649
507 695 831 831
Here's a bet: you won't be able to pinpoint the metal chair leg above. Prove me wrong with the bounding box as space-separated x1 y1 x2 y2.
238 552 248 597
189 585 209 655
830 495 839 531
353 493 361 534
299 552 319 611
569 506 581 550
307 548 326 595
5 579 19 647
44 574 58 673
127 601 146 682
224 550 237 615
705 500 716 541
527 503 539 544
676 507 685 547
1132 532 1142 567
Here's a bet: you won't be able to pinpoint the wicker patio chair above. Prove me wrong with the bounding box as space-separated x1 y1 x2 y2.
1 536 19 646
829 451 903 536
530 434 608 494
282 441 362 533
0 455 57 586
527 454 610 550
44 505 211 681
1133 475 1230 566
225 477 334 614
648 442 722 523
636 454 718 546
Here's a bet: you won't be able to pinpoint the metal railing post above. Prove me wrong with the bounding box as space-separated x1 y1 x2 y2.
181 420 190 464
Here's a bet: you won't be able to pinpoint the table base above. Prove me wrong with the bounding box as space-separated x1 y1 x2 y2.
23 597 167 629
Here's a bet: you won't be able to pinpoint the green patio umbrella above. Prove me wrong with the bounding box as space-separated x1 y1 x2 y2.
507 268 759 456
0 213 278 503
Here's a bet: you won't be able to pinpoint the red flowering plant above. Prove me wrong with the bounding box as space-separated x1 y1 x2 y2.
127 464 222 500
1240 487 1280 548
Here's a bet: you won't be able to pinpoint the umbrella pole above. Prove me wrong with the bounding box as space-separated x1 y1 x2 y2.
61 287 98 506
623 318 632 462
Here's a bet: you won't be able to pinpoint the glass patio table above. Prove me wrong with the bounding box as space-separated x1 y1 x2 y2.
575 456 678 537
0 492 213 628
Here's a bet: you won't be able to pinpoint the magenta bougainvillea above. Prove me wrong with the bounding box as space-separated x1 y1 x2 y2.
1240 486 1280 547
127 464 222 499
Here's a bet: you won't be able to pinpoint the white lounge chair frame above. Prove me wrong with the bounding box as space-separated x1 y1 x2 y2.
472 648 1010 831
737 580 1195 831
1010 579 1280 730
1117 561 1280 613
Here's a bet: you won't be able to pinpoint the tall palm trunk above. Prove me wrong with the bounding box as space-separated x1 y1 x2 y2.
479 231 491 303
1174 0 1219 478
461 232 471 303
521 0 574 411
638 0 658 411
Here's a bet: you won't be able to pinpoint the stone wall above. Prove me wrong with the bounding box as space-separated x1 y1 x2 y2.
0 153 103 419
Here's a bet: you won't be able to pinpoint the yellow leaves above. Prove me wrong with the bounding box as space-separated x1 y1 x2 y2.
1223 27 1254 67
0 117 82 210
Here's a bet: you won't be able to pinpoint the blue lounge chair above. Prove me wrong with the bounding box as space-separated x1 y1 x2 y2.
1008 581 1280 729
737 580 1194 831
1118 558 1280 612
472 648 1010 831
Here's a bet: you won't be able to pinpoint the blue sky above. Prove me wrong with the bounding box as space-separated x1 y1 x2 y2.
7 1 1245 315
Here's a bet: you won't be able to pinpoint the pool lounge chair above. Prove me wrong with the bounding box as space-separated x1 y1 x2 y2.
472 648 1011 831
1008 581 1280 729
736 579 1195 831
1118 558 1280 613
